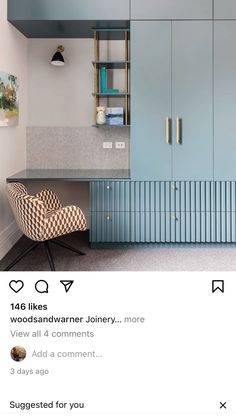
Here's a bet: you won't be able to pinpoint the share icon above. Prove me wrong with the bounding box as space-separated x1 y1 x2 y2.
60 280 74 293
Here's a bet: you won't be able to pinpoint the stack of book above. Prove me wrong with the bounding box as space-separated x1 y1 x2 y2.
106 107 124 126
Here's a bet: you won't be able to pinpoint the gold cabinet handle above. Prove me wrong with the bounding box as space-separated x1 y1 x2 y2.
176 117 182 145
165 117 171 145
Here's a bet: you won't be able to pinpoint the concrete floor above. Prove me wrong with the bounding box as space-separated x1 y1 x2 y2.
1 231 236 271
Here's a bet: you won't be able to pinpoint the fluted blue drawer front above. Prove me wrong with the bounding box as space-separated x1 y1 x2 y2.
90 182 131 212
91 211 175 243
91 181 217 213
130 212 171 243
175 182 215 212
215 182 236 212
89 182 236 243
90 212 131 243
90 211 236 243
130 181 216 212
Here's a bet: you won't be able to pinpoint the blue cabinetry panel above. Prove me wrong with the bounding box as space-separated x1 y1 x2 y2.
131 21 172 181
172 21 213 181
214 0 236 19
8 0 130 20
90 181 130 212
90 212 130 243
130 212 171 243
215 182 236 212
91 181 216 213
214 21 236 180
131 21 213 181
90 181 236 244
175 182 215 212
131 0 212 20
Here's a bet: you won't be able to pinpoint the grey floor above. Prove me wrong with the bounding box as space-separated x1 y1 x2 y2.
1 231 236 271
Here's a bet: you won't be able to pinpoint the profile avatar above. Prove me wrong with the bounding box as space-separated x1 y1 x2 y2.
10 346 26 362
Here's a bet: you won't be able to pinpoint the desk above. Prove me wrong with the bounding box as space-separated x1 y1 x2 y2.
6 169 131 182
6 171 236 245
6 168 131 247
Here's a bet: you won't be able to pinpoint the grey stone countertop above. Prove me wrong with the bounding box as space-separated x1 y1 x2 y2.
6 169 131 182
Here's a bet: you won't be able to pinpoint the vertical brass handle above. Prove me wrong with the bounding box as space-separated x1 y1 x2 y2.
166 117 171 145
176 117 182 145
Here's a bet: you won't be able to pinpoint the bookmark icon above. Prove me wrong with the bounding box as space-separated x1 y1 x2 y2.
212 280 224 293
60 280 74 293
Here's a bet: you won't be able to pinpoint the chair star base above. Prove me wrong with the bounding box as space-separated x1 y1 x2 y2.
4 238 85 271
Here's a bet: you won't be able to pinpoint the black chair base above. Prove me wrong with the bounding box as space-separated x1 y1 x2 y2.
4 238 85 271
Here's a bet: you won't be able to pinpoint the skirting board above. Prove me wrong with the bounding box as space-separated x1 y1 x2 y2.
90 242 236 249
0 221 22 261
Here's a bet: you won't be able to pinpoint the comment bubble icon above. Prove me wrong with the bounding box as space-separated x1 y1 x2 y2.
35 280 49 294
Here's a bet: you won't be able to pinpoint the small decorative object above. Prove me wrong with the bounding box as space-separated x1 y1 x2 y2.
96 106 106 125
106 107 124 126
51 45 65 66
0 71 19 127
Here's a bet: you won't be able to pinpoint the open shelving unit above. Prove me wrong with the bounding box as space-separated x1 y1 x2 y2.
92 28 130 128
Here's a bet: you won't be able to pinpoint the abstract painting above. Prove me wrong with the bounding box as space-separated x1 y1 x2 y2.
0 71 19 126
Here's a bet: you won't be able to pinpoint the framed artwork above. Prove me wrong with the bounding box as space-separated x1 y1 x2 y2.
0 71 19 126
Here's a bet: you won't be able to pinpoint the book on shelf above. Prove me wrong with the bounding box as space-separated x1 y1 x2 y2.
99 67 106 92
106 107 124 126
99 67 119 94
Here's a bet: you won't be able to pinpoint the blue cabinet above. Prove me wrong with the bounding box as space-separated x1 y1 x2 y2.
131 0 212 20
131 21 213 181
90 181 236 244
90 181 131 243
131 21 172 181
214 21 236 180
90 212 131 243
214 0 236 19
8 0 130 20
8 0 130 37
90 181 130 212
172 21 213 180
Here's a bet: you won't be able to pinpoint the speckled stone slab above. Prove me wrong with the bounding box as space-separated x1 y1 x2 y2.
27 127 130 170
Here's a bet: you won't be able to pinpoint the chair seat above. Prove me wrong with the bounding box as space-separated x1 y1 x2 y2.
6 183 87 242
4 183 87 271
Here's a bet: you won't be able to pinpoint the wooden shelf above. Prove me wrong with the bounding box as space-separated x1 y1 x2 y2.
93 29 130 126
93 28 130 33
92 124 130 128
93 61 130 69
92 28 130 40
92 93 130 97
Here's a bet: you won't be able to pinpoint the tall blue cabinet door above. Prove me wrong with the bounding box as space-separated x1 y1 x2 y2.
131 0 212 20
131 21 172 181
172 21 213 181
214 0 236 19
214 22 236 181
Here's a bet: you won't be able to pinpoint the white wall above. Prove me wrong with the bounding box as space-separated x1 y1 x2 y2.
28 39 126 126
28 39 93 127
27 38 127 226
0 0 28 259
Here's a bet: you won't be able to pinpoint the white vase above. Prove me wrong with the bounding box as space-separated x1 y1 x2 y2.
96 107 106 125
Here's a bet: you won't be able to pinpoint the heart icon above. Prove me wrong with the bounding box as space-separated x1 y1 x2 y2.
9 280 24 293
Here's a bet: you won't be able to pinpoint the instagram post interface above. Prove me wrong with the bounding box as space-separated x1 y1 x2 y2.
0 272 236 418
1 0 236 417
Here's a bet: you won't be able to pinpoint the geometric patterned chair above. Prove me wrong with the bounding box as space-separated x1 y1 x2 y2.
4 182 87 271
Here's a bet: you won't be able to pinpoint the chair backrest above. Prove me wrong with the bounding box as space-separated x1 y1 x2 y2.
6 183 46 241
